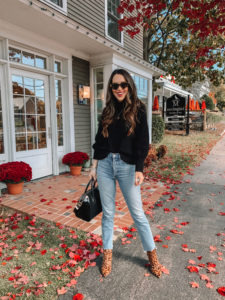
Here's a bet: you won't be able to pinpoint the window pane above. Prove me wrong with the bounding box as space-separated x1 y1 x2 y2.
27 132 37 150
16 133 26 151
0 135 4 154
57 114 63 130
35 80 45 98
9 47 21 63
96 84 104 100
56 97 62 113
13 96 25 113
55 80 62 97
14 114 26 132
37 98 45 114
26 115 36 132
108 16 121 42
37 115 46 131
54 61 61 73
50 0 63 7
58 130 63 146
108 0 120 18
25 96 36 114
96 70 103 83
35 56 46 69
38 132 47 149
12 75 23 95
24 77 35 95
22 51 35 66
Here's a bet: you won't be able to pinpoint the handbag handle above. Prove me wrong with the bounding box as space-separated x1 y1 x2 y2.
84 178 97 193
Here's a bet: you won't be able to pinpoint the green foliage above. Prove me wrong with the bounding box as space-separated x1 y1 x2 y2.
206 112 224 126
201 94 214 110
217 100 225 112
152 114 165 144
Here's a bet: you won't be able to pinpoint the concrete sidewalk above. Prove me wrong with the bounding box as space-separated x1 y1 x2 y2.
71 134 225 300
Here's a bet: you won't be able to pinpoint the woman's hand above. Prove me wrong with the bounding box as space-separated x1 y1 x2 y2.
89 167 97 181
135 171 144 186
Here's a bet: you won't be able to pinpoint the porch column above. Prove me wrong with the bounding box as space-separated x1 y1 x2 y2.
148 78 153 144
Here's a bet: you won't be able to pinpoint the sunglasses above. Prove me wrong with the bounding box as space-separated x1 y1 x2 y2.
110 82 129 90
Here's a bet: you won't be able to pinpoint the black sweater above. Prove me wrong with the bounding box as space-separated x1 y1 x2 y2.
92 99 149 172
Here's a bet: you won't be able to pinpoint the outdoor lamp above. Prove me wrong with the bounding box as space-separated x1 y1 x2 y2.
78 85 90 104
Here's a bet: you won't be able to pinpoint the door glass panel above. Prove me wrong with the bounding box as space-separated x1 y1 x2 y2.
12 75 48 151
27 132 37 150
15 133 26 151
37 115 46 131
38 132 47 149
14 114 26 132
37 98 45 114
26 115 36 132
35 80 45 98
25 97 36 114
24 77 35 95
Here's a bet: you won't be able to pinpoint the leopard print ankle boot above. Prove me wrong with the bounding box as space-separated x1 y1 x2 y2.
147 249 162 278
101 249 112 277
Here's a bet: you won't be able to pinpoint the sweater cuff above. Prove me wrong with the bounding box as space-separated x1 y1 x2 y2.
135 158 145 172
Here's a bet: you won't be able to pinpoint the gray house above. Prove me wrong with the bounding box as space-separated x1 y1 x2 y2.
0 0 163 179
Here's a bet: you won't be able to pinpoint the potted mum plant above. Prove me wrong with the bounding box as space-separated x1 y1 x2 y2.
62 151 89 176
0 161 32 195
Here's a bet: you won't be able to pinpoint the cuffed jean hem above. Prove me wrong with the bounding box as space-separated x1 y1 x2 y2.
97 153 156 252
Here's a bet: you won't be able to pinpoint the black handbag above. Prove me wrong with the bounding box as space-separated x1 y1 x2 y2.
74 178 102 222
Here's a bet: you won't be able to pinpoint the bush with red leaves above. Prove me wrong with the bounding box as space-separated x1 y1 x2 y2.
0 161 32 183
62 151 89 166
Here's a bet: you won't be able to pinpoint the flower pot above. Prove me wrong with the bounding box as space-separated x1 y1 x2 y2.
70 165 82 176
7 182 24 195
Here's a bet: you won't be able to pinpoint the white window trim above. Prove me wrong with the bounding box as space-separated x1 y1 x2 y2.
39 0 67 15
105 0 124 46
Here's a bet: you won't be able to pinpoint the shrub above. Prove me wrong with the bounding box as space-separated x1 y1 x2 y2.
144 145 157 168
152 114 165 144
156 145 168 159
217 100 225 112
201 94 214 110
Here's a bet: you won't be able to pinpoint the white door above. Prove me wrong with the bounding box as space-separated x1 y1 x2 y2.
11 69 52 179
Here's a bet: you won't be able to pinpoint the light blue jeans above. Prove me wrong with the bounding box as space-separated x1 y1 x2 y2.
97 153 156 251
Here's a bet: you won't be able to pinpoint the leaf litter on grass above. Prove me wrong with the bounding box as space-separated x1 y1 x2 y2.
0 207 102 299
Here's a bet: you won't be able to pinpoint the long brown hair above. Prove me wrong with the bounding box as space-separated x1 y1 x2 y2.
101 69 143 138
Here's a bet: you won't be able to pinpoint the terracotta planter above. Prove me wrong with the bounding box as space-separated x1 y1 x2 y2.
70 165 82 176
7 182 24 195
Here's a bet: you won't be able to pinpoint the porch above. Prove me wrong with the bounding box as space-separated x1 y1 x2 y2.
0 171 166 239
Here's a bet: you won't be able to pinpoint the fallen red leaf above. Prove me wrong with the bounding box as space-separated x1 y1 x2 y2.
170 229 184 235
73 293 84 300
217 287 225 296
190 281 199 288
187 266 199 273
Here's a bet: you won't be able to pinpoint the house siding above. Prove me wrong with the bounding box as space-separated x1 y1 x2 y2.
68 0 105 36
67 0 143 59
72 56 91 157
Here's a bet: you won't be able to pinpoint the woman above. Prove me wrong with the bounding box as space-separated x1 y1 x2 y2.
89 69 161 278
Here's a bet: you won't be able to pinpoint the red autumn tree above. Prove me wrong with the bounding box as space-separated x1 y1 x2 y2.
118 0 225 88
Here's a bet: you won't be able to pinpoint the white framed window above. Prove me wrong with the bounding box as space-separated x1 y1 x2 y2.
105 0 123 45
55 79 64 146
9 47 47 70
94 68 104 133
40 0 67 14
131 73 148 105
